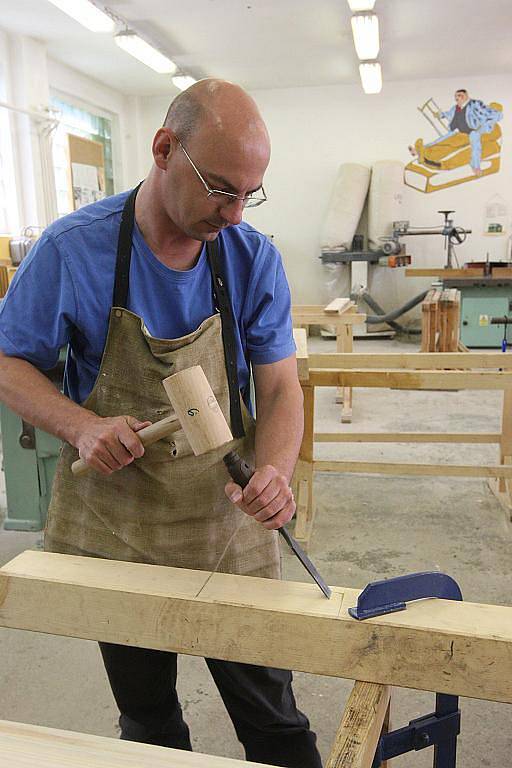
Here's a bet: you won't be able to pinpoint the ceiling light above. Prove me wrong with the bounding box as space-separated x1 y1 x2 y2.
347 0 376 10
115 31 177 74
351 14 380 60
359 62 382 94
47 0 115 32
172 75 197 91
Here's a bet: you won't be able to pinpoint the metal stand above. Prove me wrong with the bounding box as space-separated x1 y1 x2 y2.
350 572 462 768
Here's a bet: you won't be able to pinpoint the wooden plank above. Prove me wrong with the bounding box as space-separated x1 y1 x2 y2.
307 352 512 370
0 719 275 768
313 460 512 478
326 683 391 768
293 384 315 546
292 311 366 326
293 328 309 382
2 551 512 703
323 298 353 314
492 268 512 278
405 268 484 278
314 432 501 444
308 369 512 390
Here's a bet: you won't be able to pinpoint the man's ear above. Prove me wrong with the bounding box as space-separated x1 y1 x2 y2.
153 128 175 169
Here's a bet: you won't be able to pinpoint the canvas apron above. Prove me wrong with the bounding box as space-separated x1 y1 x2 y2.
45 187 281 579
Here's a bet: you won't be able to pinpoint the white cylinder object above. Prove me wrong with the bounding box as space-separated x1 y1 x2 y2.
321 163 371 250
367 160 405 252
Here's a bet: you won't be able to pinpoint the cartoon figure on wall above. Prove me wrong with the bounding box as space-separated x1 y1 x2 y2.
404 89 503 193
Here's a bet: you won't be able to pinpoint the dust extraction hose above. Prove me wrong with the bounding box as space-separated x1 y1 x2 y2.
353 287 428 332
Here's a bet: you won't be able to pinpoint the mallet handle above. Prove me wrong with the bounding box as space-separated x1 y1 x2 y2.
71 414 181 476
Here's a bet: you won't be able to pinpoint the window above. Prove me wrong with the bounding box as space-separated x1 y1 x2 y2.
50 95 115 218
0 54 20 235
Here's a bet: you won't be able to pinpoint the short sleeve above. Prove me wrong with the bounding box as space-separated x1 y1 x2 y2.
0 232 77 369
243 242 296 365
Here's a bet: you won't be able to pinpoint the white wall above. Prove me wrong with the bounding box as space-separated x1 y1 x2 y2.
135 75 512 310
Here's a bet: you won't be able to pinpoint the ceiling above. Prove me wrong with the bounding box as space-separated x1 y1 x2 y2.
1 0 511 96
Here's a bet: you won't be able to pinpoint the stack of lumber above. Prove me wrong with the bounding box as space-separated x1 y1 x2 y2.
421 288 460 352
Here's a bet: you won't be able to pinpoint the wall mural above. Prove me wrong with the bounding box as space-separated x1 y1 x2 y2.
404 89 503 193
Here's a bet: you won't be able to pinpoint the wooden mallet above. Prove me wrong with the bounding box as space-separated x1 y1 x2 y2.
71 365 233 476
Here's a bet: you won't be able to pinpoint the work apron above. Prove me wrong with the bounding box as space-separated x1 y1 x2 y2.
45 187 280 579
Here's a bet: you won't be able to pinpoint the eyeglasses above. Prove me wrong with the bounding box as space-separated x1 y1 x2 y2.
177 138 267 209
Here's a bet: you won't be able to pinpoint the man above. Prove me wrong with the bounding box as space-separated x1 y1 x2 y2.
0 79 322 768
408 88 502 175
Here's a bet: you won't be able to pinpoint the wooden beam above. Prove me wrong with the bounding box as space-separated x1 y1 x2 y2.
308 352 512 370
313 460 512 478
326 683 391 768
314 432 501 444
0 719 275 768
293 328 309 382
2 551 512 703
308 369 512 390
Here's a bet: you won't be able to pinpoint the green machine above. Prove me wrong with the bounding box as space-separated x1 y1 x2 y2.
444 278 512 348
1 406 61 530
1 357 64 531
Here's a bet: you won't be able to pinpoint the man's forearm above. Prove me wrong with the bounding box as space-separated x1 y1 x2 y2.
254 385 304 483
0 353 96 446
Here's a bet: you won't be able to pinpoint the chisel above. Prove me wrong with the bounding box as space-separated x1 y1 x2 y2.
223 451 332 598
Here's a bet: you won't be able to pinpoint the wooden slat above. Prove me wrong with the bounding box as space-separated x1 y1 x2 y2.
292 311 366 326
293 328 309 382
0 719 274 768
307 352 512 369
314 432 501 444
2 551 512 703
308 369 512 390
323 298 353 314
313 460 512 478
405 268 484 278
326 683 391 768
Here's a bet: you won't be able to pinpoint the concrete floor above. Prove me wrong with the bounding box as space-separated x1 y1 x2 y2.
1 335 511 767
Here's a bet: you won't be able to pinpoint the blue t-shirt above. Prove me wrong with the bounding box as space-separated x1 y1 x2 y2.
0 191 295 405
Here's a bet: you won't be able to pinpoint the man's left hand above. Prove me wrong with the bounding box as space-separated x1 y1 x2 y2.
225 464 295 530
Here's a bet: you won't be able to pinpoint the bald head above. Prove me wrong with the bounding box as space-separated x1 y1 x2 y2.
163 79 269 153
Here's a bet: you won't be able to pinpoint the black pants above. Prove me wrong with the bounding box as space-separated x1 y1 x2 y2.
99 643 322 768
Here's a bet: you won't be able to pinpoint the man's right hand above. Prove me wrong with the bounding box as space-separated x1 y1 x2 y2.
74 415 152 476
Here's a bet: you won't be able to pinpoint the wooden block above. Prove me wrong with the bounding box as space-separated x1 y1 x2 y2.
2 551 512 702
0 719 276 768
293 328 309 382
323 298 353 315
326 682 391 768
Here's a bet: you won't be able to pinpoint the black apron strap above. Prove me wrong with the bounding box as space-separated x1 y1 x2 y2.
207 238 245 439
112 183 142 308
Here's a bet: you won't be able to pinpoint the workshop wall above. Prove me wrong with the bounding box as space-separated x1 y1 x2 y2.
135 74 512 310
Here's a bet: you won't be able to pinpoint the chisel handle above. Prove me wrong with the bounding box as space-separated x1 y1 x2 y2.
71 415 181 476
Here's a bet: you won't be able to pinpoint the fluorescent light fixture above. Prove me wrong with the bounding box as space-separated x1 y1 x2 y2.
172 75 197 91
347 0 376 10
351 14 380 60
359 62 382 94
115 31 177 74
47 0 115 33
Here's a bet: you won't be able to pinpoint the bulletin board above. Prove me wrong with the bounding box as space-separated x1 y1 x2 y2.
68 134 106 210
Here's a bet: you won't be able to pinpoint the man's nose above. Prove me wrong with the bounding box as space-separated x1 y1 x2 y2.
219 198 245 226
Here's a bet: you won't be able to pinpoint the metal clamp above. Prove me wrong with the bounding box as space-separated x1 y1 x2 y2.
349 571 462 620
